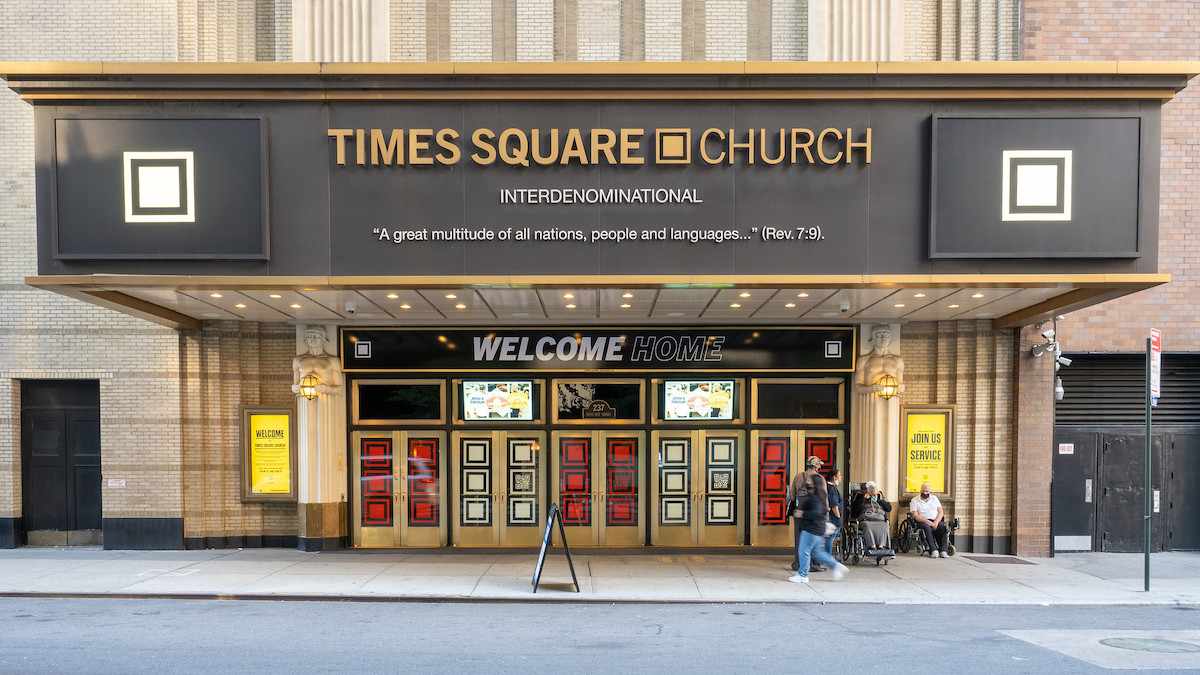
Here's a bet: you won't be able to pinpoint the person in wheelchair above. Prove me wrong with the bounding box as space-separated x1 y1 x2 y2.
909 482 950 558
849 481 892 552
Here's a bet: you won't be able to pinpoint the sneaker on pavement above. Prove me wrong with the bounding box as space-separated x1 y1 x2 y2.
940 550 949 558
788 575 809 583
831 563 848 581
930 550 940 558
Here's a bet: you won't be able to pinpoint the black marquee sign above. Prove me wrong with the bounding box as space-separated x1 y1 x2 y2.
341 327 856 372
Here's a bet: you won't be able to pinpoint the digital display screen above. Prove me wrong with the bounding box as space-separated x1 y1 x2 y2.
462 381 534 421
663 380 734 420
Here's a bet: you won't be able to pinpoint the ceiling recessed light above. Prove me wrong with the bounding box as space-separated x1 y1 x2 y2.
200 312 220 319
821 312 838 317
894 303 905 308
972 293 984 298
210 293 222 298
976 312 994 317
914 293 926 298
739 292 751 298
563 293 574 299
785 302 796 308
445 293 457 299
620 303 631 308
269 293 282 299
400 304 411 309
730 303 741 308
622 292 634 298
797 292 809 298
386 293 399 299
948 304 960 308
667 312 685 317
290 303 301 308
455 303 466 309
235 303 246 309
566 303 577 309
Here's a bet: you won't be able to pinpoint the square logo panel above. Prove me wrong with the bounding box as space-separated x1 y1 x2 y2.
1002 150 1073 221
660 439 690 467
607 497 638 526
655 129 691 164
354 341 372 358
408 496 439 526
362 496 393 527
760 439 787 465
561 438 590 466
463 468 490 495
562 496 591 525
759 497 787 525
759 467 786 493
661 468 688 495
461 497 492 526
463 439 490 465
562 468 590 494
123 151 195 223
707 496 736 525
607 439 636 466
508 498 538 526
660 497 690 525
361 439 392 469
706 437 736 465
509 439 537 466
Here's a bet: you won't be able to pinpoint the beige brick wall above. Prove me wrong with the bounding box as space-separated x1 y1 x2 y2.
450 0 493 60
517 0 555 60
577 0 621 60
905 0 1018 61
180 321 297 542
643 0 681 61
704 0 747 61
901 321 1016 552
392 0 428 60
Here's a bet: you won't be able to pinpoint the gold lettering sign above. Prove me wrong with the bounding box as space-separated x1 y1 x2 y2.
328 127 872 167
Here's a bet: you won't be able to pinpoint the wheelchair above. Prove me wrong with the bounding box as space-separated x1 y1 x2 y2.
896 512 960 556
839 518 895 566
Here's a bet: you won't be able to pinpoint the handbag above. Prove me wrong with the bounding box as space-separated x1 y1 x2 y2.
824 521 837 536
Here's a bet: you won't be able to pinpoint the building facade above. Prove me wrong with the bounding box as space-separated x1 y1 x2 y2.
0 0 1195 556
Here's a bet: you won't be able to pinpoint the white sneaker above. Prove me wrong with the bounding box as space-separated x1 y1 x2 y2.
940 551 949 558
930 550 940 558
831 563 848 581
788 574 809 583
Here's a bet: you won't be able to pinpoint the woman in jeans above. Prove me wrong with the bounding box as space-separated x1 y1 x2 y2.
789 474 849 584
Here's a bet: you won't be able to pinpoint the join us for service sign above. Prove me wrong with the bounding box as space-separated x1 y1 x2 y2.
901 405 954 495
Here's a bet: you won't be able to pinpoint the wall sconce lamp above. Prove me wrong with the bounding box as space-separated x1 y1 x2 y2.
298 374 320 400
876 374 899 400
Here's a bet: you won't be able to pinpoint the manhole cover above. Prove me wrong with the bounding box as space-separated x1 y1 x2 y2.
1099 638 1200 654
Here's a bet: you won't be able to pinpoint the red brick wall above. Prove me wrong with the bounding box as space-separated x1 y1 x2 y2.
1013 325 1054 556
1023 1 1200 353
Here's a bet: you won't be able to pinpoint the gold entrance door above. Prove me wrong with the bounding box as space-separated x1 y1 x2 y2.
748 430 845 546
551 430 646 548
650 430 745 546
351 430 447 548
450 430 548 547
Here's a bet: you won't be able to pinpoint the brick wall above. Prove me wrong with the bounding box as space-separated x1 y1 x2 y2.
1013 324 1054 556
1023 1 1200 354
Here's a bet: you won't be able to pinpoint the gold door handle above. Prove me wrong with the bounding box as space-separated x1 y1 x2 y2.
500 490 507 502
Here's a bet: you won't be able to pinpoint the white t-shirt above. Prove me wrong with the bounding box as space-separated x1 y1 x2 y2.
909 493 942 521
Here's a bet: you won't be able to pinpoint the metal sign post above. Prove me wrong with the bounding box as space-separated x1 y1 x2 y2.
1145 330 1161 592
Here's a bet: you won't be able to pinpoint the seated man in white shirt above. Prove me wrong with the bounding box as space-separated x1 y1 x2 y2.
908 483 949 558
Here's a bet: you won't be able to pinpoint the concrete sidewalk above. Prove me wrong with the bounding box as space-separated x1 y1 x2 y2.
0 547 1197 605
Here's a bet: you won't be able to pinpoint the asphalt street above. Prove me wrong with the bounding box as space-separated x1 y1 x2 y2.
2 598 1198 673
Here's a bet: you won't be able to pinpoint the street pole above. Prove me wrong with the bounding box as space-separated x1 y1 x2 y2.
1144 337 1151 592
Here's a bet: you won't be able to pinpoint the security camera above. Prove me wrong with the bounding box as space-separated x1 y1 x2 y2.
1041 328 1055 339
839 301 851 314
1031 343 1047 357
1054 378 1065 401
1056 355 1072 367
345 302 356 315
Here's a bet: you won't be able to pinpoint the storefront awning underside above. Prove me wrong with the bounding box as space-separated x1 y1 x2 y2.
24 274 1167 331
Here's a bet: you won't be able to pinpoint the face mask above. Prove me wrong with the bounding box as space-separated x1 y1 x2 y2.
921 493 931 500
870 495 878 503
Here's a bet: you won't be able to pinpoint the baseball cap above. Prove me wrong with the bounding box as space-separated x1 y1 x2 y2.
805 456 823 468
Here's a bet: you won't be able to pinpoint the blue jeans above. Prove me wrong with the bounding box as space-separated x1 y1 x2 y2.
796 529 840 578
824 525 840 558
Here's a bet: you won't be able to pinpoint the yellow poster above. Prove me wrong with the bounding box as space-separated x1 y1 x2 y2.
904 412 947 493
249 413 291 495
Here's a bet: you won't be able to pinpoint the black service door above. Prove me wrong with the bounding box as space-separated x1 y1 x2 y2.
21 381 102 532
1099 433 1165 552
1167 433 1200 550
1051 430 1098 551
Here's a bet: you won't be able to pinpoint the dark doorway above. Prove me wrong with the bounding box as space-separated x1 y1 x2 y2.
1099 434 1165 552
21 380 101 545
1167 433 1200 550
